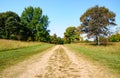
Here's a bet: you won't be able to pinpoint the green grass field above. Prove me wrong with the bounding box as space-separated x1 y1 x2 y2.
0 39 54 72
66 43 120 76
0 39 42 51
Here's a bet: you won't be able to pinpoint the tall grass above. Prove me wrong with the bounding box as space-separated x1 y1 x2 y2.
0 39 41 51
66 43 120 76
0 39 54 72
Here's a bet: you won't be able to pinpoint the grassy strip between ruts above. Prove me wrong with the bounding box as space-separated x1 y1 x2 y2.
66 43 120 77
0 43 54 72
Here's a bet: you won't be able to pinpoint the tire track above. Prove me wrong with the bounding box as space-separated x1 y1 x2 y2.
0 45 117 78
36 45 116 78
36 46 81 78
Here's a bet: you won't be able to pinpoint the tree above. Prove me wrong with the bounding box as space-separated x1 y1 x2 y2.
110 27 120 42
64 26 80 43
49 34 57 44
80 5 116 45
110 34 120 42
57 37 64 44
0 12 6 38
49 34 63 44
36 15 50 42
21 6 50 41
0 11 22 39
76 26 84 42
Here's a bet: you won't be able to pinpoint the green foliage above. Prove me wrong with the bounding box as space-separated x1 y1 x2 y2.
80 5 116 45
50 34 64 44
110 33 120 42
0 11 24 40
64 26 80 43
110 27 120 42
0 6 50 42
21 6 50 41
49 34 57 44
57 37 64 44
0 13 6 38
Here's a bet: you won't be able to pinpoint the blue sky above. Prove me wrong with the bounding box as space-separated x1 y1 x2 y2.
0 0 120 37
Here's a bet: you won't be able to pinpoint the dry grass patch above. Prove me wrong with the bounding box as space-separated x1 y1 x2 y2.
66 42 120 77
0 39 41 51
0 39 54 72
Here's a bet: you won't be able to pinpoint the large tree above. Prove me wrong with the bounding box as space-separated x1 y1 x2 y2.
0 11 23 39
21 6 50 41
64 26 80 43
80 5 116 45
0 12 6 38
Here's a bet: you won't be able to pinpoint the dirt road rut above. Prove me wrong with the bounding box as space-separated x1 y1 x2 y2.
1 45 116 78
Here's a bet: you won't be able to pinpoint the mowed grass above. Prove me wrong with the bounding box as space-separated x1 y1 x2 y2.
66 43 120 76
0 39 54 72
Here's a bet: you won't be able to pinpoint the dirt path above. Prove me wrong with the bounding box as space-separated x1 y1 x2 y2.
0 45 116 78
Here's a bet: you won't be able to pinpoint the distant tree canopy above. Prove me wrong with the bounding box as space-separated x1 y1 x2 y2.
21 6 50 42
80 5 116 45
0 6 50 42
110 33 120 42
110 27 120 42
0 5 118 44
49 34 64 44
0 11 24 40
64 26 81 43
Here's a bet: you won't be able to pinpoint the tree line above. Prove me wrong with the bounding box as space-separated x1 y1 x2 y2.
0 6 51 42
0 6 120 45
0 6 64 44
64 5 120 45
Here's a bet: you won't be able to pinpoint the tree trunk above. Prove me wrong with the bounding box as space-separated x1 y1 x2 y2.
96 35 100 46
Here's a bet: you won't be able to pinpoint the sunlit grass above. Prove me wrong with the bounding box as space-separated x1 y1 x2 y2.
0 39 41 51
66 42 120 76
0 39 54 72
